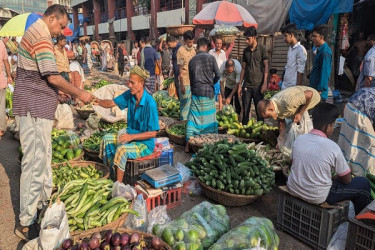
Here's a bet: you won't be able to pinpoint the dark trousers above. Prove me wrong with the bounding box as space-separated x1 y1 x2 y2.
224 87 241 115
242 85 264 124
326 177 372 215
174 77 180 99
118 61 124 76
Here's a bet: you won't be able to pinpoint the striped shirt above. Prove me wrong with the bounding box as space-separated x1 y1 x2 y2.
13 18 59 120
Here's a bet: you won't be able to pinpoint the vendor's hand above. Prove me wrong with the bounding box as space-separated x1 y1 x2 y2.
225 97 232 105
78 91 95 104
119 133 133 144
238 88 242 97
7 76 12 84
294 113 302 123
261 83 267 94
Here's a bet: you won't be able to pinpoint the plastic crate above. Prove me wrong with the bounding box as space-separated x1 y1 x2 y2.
136 186 182 212
346 218 375 250
277 191 349 250
124 158 158 185
158 149 174 167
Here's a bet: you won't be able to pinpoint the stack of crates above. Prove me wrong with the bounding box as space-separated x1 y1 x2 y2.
277 191 349 250
124 158 158 185
136 184 182 212
346 218 375 249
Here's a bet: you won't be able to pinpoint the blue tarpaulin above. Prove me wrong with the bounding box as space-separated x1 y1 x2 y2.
289 0 354 30
66 23 80 42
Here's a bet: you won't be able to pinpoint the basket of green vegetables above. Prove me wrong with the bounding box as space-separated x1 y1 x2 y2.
166 121 186 145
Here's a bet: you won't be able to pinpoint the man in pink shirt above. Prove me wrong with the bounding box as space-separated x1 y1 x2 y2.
0 39 13 137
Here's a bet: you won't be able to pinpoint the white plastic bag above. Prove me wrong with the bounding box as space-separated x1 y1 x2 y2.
279 112 312 157
112 181 137 201
147 205 171 233
54 104 74 130
176 162 192 184
23 202 70 250
125 194 148 232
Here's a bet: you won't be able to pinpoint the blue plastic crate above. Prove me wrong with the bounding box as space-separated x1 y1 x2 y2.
159 149 173 166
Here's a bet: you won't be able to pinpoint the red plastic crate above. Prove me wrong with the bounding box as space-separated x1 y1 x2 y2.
136 186 182 212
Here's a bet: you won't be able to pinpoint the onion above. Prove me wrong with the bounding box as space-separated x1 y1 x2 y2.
130 232 140 244
111 232 121 246
62 239 73 249
120 233 130 246
151 237 162 250
89 237 100 249
78 242 89 250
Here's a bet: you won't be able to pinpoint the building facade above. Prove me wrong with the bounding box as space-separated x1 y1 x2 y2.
0 0 47 14
71 0 214 42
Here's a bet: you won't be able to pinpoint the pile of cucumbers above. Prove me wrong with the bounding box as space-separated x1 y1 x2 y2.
52 129 83 163
185 140 275 196
55 179 139 232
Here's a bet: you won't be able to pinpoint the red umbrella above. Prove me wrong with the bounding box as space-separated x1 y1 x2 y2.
193 0 257 28
63 26 73 36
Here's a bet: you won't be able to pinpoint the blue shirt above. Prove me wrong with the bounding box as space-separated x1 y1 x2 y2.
309 42 332 100
358 46 375 89
172 43 182 82
349 87 375 122
114 90 160 150
143 46 160 76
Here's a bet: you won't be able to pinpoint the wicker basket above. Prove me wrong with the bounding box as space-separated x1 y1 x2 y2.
71 228 172 249
156 129 167 137
216 34 237 44
197 178 259 206
70 201 134 240
218 127 226 134
166 25 195 36
189 142 204 153
260 129 279 148
51 151 85 166
166 121 186 145
236 137 262 144
82 147 102 162
75 107 95 120
51 161 109 179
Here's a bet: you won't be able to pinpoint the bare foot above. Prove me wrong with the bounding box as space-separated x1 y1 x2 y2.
184 142 190 153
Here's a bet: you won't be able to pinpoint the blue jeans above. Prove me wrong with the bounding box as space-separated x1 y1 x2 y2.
325 177 372 215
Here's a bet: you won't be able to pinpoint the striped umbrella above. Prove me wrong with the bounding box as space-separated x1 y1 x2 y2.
193 0 257 28
0 12 73 37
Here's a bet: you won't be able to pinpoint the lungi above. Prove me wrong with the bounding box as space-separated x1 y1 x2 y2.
179 85 191 121
145 75 156 95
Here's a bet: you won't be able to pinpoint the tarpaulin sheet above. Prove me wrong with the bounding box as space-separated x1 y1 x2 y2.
289 0 354 31
237 0 293 34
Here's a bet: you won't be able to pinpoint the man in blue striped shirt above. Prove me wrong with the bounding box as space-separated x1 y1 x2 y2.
309 24 332 102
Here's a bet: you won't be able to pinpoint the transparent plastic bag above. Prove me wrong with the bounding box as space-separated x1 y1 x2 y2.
209 217 279 250
176 162 192 184
147 205 171 234
327 222 349 250
125 194 148 232
188 179 202 195
66 131 80 148
86 113 102 130
112 181 137 201
153 201 230 249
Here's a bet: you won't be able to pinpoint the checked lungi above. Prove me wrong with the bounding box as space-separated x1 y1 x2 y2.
100 133 153 176
145 75 156 95
186 95 218 141
338 103 375 176
179 85 191 120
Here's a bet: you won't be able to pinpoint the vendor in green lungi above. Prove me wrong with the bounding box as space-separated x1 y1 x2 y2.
186 37 220 152
96 66 160 182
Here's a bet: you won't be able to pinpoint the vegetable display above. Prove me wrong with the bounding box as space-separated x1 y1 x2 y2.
76 104 94 111
166 123 186 137
153 201 230 249
366 173 375 199
162 78 175 88
254 143 291 171
159 117 177 131
216 105 239 128
226 118 278 140
186 140 275 196
209 217 279 250
188 133 237 146
83 131 106 152
51 129 83 163
59 230 167 250
264 90 280 100
54 179 138 232
52 163 104 188
209 25 239 36
98 121 127 133
94 80 112 88
153 91 180 118
6 87 13 117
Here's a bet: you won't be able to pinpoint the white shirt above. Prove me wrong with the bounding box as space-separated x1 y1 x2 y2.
357 45 375 89
85 43 91 56
287 129 351 204
282 42 307 90
209 49 227 69
220 59 242 89
70 61 85 82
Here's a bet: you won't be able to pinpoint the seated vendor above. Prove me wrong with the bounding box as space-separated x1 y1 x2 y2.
96 66 160 182
257 86 320 135
287 103 372 214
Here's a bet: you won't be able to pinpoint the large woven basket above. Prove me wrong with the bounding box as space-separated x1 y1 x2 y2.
189 141 204 153
51 151 85 166
82 147 102 162
71 227 171 249
197 178 259 206
75 107 95 120
166 121 186 145
236 136 262 144
166 25 195 36
70 201 134 240
216 35 237 44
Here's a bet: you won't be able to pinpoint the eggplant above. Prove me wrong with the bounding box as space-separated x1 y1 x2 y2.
100 242 110 250
91 232 102 240
111 232 121 246
130 232 140 244
120 233 130 246
151 237 162 250
78 242 89 250
121 247 131 250
62 239 74 249
104 230 113 243
89 237 100 249
113 246 122 250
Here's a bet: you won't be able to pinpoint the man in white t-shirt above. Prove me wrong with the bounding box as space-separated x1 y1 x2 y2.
287 102 372 214
280 23 307 90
